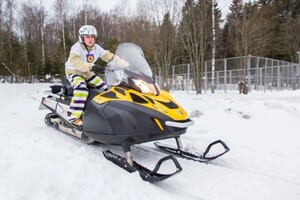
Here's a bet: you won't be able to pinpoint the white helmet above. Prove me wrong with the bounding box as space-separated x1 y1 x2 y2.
78 25 98 43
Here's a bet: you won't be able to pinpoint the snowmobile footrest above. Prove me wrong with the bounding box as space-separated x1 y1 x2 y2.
103 150 182 182
154 140 230 162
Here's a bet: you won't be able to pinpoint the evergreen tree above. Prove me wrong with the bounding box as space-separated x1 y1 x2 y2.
152 12 175 91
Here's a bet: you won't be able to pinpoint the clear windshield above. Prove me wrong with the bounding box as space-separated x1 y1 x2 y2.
105 43 153 86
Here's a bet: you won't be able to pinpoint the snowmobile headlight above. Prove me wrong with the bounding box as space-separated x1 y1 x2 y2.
132 79 158 95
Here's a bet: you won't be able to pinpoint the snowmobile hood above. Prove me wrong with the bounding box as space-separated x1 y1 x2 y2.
98 42 189 121
92 87 189 121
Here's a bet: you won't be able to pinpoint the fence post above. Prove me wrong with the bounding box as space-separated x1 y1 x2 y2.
229 70 232 90
204 62 208 93
224 59 227 93
256 57 259 90
264 58 267 93
277 62 281 91
247 55 251 92
172 65 175 93
286 62 289 87
292 65 296 90
187 64 190 93
259 68 262 91
271 59 274 92
216 71 219 89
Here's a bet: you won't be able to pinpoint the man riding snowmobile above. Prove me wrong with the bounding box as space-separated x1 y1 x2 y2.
40 42 229 182
65 25 129 126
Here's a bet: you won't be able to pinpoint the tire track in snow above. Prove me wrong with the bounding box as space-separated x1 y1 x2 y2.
212 152 300 186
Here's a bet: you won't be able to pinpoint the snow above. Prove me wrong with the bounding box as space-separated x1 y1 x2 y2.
0 83 300 200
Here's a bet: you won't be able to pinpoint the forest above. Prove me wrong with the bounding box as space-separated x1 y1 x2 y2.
0 0 299 82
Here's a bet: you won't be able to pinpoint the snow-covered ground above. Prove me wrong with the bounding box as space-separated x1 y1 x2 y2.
0 83 299 200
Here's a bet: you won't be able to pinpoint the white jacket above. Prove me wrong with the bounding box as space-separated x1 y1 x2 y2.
65 41 113 74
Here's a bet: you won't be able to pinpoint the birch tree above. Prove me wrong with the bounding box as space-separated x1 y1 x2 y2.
179 0 214 94
55 0 67 61
39 1 46 71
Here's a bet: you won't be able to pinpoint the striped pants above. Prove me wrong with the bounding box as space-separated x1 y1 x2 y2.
67 74 108 122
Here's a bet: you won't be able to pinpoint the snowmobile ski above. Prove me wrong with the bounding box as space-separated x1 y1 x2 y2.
103 150 182 182
154 140 230 162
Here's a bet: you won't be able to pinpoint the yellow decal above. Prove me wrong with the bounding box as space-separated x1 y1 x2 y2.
93 87 188 121
154 118 164 131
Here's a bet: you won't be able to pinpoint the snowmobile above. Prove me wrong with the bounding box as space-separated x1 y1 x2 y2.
39 43 229 182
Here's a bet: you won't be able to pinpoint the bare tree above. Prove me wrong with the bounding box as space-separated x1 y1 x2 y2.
275 0 300 62
17 1 48 76
19 3 32 76
225 0 276 78
237 3 275 57
179 0 213 94
0 0 3 63
152 12 175 90
281 15 300 62
6 0 14 66
1 0 299 81
136 0 184 90
39 0 46 71
55 0 67 61
137 0 184 26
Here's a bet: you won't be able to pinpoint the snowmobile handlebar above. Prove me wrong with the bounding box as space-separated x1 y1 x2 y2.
91 64 106 73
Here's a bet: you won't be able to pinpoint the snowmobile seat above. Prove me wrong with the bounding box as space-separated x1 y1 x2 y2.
50 85 64 95
62 77 105 98
62 77 74 96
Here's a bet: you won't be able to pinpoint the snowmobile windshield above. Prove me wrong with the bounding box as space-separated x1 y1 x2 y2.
105 43 154 86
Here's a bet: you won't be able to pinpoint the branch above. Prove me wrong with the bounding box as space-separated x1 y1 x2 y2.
1 62 16 77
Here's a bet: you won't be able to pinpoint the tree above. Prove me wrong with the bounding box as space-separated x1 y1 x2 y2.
17 2 48 76
6 0 14 67
152 12 175 90
224 0 277 74
39 1 46 72
0 1 3 62
179 0 216 94
274 0 300 62
19 3 36 76
136 0 185 79
1 0 299 83
137 0 184 27
0 0 24 78
55 0 67 62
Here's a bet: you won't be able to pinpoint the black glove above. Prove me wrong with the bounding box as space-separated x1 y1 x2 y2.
91 64 105 73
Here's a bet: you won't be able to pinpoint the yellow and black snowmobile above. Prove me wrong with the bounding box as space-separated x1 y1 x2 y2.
40 43 229 182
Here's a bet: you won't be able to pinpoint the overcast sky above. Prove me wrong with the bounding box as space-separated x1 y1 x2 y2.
42 0 234 19
14 0 237 21
93 0 233 19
